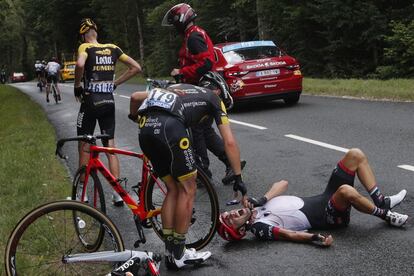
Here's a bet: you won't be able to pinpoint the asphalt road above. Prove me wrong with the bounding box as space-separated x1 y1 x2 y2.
11 81 414 275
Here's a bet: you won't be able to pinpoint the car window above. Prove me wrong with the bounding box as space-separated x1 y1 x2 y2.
14 73 24 77
223 46 283 64
66 65 75 69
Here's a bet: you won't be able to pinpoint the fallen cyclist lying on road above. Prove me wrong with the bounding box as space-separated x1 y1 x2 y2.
217 148 408 246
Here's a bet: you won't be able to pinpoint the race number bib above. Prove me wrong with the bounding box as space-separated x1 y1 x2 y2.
145 88 178 109
87 81 115 93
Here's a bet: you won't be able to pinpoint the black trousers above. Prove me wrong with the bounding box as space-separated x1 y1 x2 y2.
191 117 229 176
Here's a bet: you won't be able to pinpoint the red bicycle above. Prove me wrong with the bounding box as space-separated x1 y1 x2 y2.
56 134 219 250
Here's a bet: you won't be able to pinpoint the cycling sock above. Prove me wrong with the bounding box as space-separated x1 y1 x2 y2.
172 231 186 259
369 186 385 207
371 206 387 219
163 228 174 255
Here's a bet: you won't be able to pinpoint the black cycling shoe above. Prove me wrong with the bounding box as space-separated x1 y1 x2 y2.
222 160 246 185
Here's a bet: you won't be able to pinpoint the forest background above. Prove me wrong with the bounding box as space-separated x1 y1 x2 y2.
1 0 413 80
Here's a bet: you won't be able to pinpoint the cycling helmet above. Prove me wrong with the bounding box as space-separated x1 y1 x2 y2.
79 18 98 35
199 71 234 110
42 60 46 64
217 213 246 241
162 3 197 33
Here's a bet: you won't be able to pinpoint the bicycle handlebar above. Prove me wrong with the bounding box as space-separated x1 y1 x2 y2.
55 134 111 159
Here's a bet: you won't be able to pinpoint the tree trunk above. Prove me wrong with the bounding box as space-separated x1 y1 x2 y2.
135 0 144 65
256 0 270 40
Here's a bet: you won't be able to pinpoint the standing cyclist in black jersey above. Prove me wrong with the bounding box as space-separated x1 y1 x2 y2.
162 3 239 183
128 72 247 269
74 18 142 206
216 148 408 245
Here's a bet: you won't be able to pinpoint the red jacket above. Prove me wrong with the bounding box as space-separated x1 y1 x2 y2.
179 25 216 84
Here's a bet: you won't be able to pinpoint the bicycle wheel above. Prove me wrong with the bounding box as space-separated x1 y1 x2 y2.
144 168 219 250
52 84 58 104
72 166 106 250
4 200 125 276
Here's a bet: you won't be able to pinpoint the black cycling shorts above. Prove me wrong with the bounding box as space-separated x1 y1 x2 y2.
47 74 58 84
138 111 196 181
35 71 42 78
300 161 355 229
76 100 115 140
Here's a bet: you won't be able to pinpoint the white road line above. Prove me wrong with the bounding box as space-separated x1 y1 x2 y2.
285 134 349 153
397 165 414 172
119 95 130 99
229 119 267 130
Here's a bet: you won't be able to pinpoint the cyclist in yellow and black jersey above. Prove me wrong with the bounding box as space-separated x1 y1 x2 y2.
74 18 142 206
128 72 246 269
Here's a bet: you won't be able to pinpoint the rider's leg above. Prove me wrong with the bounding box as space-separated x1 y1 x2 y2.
338 148 406 209
46 83 50 102
330 184 408 226
172 173 197 258
104 138 120 178
160 175 179 255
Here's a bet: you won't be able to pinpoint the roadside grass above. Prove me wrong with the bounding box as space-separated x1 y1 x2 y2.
304 78 414 101
0 85 71 266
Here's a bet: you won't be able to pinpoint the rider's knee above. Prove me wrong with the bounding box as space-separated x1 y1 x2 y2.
337 184 357 200
346 148 366 164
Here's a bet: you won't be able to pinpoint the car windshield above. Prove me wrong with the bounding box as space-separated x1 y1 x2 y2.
14 73 24 77
223 46 283 64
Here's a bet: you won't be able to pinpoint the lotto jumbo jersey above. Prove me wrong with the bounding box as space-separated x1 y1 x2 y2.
77 43 128 93
138 83 229 127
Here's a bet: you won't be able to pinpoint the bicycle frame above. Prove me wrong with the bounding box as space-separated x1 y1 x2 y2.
82 144 164 222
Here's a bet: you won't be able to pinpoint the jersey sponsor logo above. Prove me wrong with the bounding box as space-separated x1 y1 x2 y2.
183 147 195 171
77 111 84 128
139 116 146 128
183 101 208 108
179 138 190 150
142 117 161 129
95 56 113 65
92 65 115 72
95 49 112 56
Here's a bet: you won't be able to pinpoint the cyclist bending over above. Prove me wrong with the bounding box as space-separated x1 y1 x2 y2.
129 71 246 270
217 148 408 246
45 57 61 102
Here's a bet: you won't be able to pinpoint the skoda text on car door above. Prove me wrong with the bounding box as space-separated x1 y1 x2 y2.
214 41 303 105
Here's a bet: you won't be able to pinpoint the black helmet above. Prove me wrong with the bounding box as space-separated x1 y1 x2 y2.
162 3 197 33
199 71 234 110
79 18 97 35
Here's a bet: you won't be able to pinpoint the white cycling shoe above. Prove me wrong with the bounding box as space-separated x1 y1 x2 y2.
384 189 407 209
168 248 211 269
385 210 408 227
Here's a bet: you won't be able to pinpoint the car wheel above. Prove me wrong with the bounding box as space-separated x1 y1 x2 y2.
284 92 301 106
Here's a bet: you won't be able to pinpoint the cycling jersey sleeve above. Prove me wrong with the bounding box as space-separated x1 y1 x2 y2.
250 222 280 241
211 93 229 126
181 32 214 81
78 43 89 58
108 44 128 62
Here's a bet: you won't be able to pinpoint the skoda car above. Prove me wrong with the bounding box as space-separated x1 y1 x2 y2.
214 41 302 105
60 61 76 82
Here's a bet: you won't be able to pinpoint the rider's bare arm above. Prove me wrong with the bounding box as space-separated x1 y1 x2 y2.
114 56 142 86
244 180 288 208
217 123 241 176
278 228 333 247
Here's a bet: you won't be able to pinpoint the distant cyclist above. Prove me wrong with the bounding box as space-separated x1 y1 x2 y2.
45 57 61 102
34 60 44 89
74 18 142 206
128 71 246 270
217 148 408 246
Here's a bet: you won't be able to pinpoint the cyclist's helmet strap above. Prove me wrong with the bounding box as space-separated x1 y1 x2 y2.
162 3 197 32
217 214 246 241
79 18 98 35
199 71 233 110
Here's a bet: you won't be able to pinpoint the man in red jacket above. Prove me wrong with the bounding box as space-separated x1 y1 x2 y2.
162 3 240 184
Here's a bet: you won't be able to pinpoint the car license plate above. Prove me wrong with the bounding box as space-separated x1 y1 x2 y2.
256 69 280 77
